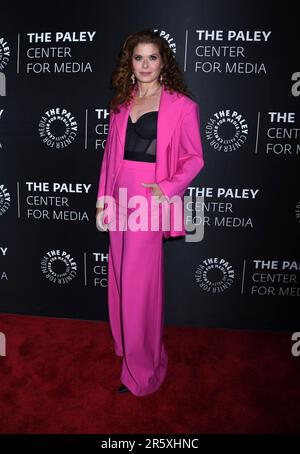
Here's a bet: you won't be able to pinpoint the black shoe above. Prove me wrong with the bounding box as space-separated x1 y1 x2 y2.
118 384 129 393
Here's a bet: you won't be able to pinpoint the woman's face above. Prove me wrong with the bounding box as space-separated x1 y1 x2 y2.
131 42 163 84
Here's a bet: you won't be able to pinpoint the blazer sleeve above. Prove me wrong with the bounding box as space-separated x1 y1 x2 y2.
157 102 204 202
96 110 114 208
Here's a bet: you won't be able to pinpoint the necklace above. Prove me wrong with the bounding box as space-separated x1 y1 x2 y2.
137 84 161 98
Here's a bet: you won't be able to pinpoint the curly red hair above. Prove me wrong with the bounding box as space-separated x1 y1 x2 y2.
108 28 194 113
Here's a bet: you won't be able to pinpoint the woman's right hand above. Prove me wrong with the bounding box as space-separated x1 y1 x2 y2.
95 207 108 232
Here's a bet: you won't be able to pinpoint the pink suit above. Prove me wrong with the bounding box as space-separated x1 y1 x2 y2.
97 84 204 396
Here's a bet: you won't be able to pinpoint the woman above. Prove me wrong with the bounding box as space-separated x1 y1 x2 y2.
96 29 204 396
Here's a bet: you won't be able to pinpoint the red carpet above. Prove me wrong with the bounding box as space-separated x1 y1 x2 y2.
0 313 299 434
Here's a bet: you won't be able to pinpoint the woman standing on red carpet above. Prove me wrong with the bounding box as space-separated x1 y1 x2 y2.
95 29 204 396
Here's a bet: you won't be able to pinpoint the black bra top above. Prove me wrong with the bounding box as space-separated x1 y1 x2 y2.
124 111 158 163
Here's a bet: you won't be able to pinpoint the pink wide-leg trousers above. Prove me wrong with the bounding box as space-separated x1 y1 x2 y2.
107 158 168 396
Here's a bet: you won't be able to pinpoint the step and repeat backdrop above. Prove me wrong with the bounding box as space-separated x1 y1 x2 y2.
0 1 299 330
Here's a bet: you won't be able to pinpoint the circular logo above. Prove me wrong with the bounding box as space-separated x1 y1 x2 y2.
205 109 248 152
0 185 11 216
295 200 300 224
41 250 77 284
153 29 177 54
0 36 10 71
195 257 235 292
38 107 78 149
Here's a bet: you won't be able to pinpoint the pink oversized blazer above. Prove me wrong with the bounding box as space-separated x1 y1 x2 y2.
96 83 204 239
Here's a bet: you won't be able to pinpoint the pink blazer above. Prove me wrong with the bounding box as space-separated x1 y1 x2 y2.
96 83 204 239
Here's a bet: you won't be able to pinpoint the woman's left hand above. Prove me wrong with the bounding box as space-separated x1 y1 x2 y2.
141 182 167 203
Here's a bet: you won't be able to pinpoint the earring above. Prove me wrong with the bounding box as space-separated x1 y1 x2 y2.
159 73 163 84
131 74 135 84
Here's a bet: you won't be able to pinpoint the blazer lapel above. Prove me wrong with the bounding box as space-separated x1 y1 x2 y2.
114 83 182 160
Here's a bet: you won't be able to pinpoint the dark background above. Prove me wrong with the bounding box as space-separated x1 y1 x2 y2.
0 1 299 330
